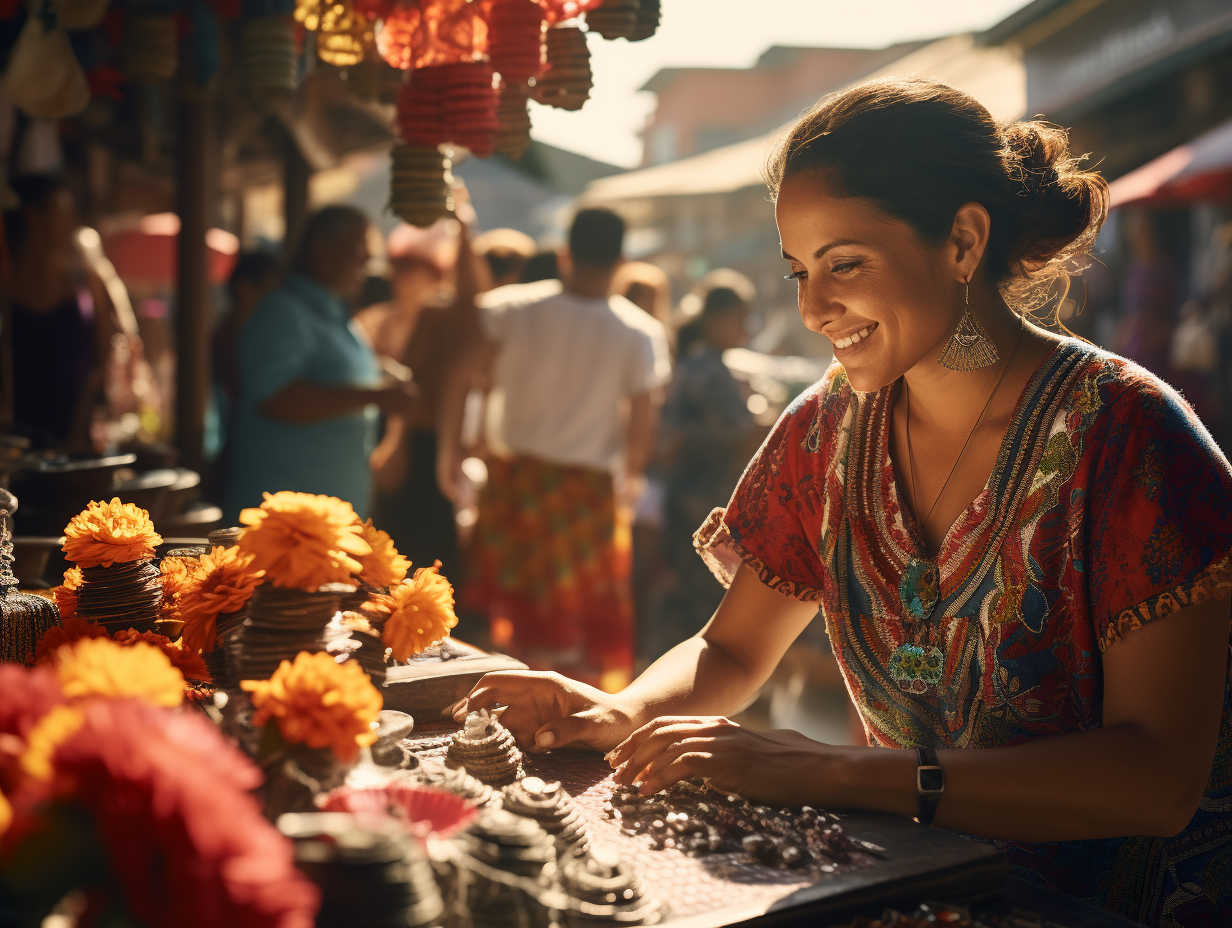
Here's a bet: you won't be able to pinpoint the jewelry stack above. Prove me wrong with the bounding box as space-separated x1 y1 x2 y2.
0 491 59 665
533 26 591 111
281 813 444 928
240 16 298 96
585 0 639 39
446 709 524 786
227 583 353 682
502 777 590 856
453 808 557 928
413 763 498 807
557 845 662 927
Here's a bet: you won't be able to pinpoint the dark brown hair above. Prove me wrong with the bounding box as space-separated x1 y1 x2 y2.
765 78 1109 315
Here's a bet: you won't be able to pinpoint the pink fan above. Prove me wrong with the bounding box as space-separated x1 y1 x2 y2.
319 783 478 842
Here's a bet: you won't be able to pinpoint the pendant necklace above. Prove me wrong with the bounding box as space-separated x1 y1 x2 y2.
889 313 1024 695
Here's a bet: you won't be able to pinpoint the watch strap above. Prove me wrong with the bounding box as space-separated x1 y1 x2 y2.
914 746 944 826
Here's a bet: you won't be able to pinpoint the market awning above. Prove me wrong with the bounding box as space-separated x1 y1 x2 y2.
1108 115 1232 209
584 34 1025 204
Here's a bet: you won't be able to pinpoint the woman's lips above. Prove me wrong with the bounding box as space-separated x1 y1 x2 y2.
831 322 878 351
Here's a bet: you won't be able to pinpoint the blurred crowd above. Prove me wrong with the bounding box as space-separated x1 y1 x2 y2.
6 181 1232 688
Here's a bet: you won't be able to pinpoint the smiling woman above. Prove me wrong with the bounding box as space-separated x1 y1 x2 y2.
455 78 1232 928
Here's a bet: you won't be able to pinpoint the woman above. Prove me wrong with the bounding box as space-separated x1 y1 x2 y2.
453 80 1232 926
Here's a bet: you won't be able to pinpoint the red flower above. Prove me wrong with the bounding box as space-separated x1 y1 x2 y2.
3 699 318 928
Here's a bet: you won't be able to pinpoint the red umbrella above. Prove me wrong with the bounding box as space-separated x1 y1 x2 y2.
102 213 240 289
1109 115 1232 209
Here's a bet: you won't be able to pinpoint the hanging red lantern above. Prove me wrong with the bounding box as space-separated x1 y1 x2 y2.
378 0 490 71
535 0 603 26
440 62 498 157
495 79 532 160
585 0 637 39
532 23 590 110
488 0 542 83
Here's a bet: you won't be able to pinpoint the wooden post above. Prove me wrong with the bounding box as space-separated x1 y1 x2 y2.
283 128 310 263
175 82 215 473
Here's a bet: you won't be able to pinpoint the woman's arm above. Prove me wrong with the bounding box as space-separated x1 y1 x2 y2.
260 380 419 424
611 593 1231 841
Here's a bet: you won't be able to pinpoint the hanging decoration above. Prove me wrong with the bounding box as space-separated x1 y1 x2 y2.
4 0 91 118
532 23 590 111
396 63 498 155
488 0 542 83
389 143 455 228
240 15 298 95
378 0 489 72
294 0 375 66
495 79 531 160
535 0 602 26
122 13 180 84
584 0 637 40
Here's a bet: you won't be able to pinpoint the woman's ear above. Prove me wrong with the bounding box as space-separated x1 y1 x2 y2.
950 202 992 282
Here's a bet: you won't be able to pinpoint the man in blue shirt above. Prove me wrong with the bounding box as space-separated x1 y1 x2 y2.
226 206 417 520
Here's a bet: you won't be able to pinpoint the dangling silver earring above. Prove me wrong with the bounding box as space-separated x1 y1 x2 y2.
937 279 999 371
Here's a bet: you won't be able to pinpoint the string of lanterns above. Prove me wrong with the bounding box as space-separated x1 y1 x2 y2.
279 0 663 226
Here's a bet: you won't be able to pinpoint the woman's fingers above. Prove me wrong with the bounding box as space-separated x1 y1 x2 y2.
608 717 736 777
607 715 693 769
453 671 551 719
613 722 715 785
636 751 713 796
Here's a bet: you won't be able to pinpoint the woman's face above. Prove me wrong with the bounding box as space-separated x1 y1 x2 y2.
775 174 960 392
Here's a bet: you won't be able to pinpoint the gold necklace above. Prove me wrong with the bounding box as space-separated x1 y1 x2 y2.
905 315 1024 539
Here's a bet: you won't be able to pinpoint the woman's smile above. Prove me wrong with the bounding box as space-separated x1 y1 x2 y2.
829 321 879 353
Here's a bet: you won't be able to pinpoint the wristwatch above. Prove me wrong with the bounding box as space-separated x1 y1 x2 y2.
914 747 944 826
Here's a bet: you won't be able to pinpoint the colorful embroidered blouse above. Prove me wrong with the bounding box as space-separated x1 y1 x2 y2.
697 340 1232 927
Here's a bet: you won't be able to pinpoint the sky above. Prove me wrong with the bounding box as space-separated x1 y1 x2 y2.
529 0 1036 167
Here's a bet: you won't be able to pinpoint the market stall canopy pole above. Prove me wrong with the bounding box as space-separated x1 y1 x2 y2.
1109 115 1232 209
283 127 311 261
175 78 217 473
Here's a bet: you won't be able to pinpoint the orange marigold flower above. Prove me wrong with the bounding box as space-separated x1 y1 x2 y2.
0 785 10 837
19 704 85 781
52 585 78 622
179 546 264 655
371 561 458 662
34 615 110 664
240 651 381 762
54 637 184 708
238 492 370 591
111 629 212 684
62 567 84 591
356 520 410 588
62 498 163 568
157 556 195 622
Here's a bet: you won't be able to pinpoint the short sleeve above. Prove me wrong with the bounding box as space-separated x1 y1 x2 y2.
1086 374 1232 651
480 301 509 344
694 364 850 603
622 331 665 397
239 293 312 403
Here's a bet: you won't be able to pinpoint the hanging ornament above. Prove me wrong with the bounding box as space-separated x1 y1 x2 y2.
4 0 90 118
378 0 489 72
495 79 531 161
397 72 448 149
295 0 373 66
532 24 590 111
488 0 543 83
241 16 298 95
440 62 498 157
585 0 637 40
389 144 454 228
0 491 60 666
122 13 179 84
628 0 659 40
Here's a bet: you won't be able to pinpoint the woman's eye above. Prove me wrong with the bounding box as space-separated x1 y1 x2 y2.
831 260 861 274
783 269 807 281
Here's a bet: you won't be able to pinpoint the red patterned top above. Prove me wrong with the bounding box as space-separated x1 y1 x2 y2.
697 340 1232 927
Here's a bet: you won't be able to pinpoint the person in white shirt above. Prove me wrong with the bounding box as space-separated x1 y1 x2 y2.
438 209 671 689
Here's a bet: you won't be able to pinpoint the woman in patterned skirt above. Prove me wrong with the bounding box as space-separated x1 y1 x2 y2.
455 79 1232 926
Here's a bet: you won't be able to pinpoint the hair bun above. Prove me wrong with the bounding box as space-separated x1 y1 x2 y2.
999 120 1108 284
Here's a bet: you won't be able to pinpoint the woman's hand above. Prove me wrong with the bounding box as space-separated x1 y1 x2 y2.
607 716 831 806
451 671 639 753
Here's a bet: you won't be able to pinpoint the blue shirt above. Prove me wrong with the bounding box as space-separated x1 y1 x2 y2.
226 273 380 520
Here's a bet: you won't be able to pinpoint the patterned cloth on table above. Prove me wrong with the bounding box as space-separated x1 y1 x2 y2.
696 339 1232 928
466 454 633 689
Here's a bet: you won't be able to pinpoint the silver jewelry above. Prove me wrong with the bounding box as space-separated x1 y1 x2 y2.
937 280 999 371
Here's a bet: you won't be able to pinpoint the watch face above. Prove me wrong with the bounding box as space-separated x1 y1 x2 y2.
918 767 944 793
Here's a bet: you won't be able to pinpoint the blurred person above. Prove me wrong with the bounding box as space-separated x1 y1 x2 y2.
474 228 535 289
1114 210 1184 375
3 175 117 449
439 208 671 688
648 284 761 660
214 252 280 426
226 205 417 520
521 250 559 283
613 261 672 329
356 219 470 577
